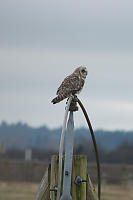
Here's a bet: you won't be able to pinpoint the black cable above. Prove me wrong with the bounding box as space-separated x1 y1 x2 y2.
77 97 101 200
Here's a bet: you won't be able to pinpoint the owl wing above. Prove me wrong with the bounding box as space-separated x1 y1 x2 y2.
56 75 84 96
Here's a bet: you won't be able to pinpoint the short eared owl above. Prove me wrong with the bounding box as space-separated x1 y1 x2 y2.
51 66 88 104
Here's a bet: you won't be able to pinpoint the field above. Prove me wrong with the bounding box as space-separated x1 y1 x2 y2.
0 181 133 200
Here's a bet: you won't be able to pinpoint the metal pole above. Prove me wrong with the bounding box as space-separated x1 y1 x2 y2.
60 111 74 200
56 97 72 200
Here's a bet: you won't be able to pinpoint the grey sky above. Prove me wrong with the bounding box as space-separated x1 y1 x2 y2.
0 0 133 130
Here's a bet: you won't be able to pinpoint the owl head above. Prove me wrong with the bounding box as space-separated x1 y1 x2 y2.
74 66 88 78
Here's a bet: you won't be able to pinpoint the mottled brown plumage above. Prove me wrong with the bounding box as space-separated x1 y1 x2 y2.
51 67 88 104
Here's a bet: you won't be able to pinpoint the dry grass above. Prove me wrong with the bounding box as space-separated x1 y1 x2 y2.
0 181 38 200
0 181 133 200
101 184 133 200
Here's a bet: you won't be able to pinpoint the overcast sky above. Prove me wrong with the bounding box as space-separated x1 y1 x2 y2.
0 0 133 130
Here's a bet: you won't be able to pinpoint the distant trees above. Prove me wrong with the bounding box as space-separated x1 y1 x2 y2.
1 141 133 164
103 142 133 164
1 121 133 151
1 121 133 164
0 148 24 160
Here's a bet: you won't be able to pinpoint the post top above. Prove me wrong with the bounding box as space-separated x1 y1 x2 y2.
66 96 78 112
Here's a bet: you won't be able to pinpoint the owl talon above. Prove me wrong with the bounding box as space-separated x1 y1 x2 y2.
73 95 78 102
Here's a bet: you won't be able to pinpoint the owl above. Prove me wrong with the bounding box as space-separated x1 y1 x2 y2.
51 66 88 104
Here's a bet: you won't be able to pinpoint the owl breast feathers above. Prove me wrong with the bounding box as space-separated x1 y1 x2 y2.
51 66 88 104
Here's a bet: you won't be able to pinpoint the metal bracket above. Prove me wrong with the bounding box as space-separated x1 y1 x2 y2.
69 96 78 112
50 187 58 192
66 96 78 112
74 176 87 185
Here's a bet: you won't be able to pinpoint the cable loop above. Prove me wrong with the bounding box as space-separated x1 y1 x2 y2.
77 97 101 200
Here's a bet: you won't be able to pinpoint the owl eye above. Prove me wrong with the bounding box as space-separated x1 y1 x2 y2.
81 69 86 73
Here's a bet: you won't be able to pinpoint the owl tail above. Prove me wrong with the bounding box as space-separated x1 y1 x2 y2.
51 95 66 104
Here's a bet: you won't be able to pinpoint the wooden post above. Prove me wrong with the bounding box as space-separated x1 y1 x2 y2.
50 155 90 200
71 155 87 200
35 155 98 200
86 175 98 200
50 155 59 200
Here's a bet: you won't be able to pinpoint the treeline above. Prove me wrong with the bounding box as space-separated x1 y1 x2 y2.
75 141 133 164
1 141 133 164
1 121 133 150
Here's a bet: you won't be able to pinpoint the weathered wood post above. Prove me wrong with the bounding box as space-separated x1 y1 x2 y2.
35 155 98 200
50 155 88 200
